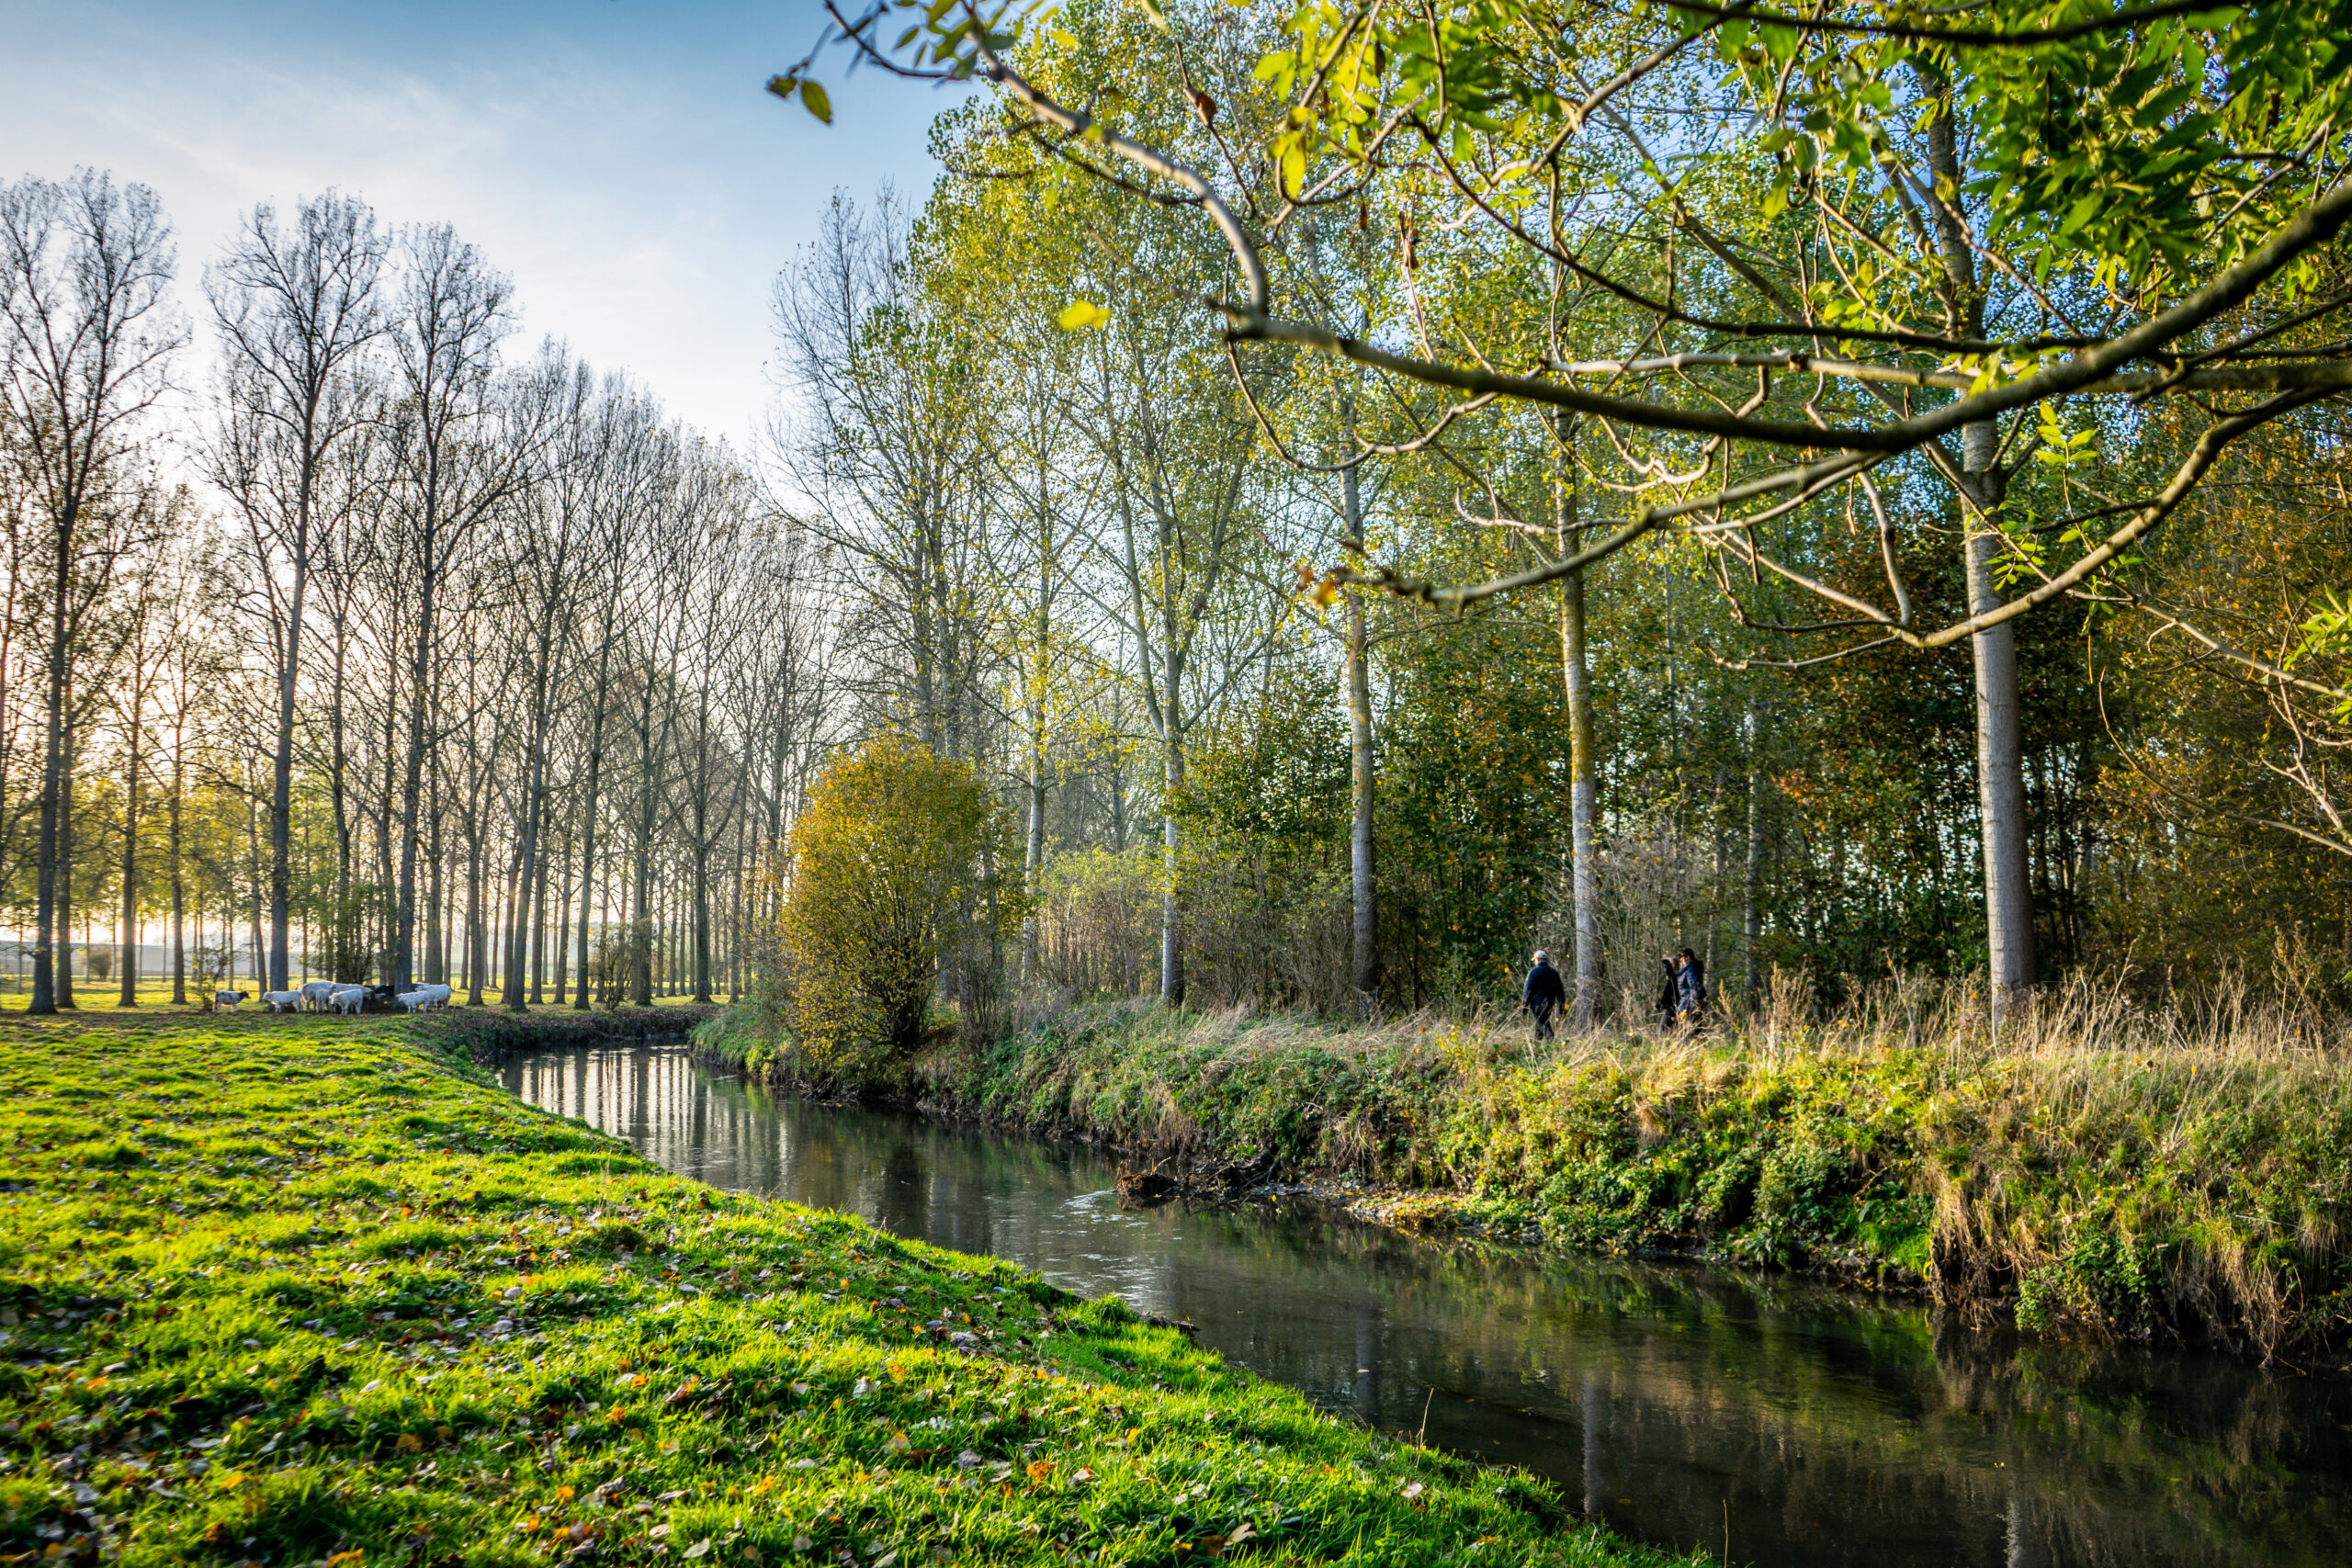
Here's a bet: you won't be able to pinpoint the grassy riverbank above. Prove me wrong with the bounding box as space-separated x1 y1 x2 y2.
0 1013 1687 1568
699 980 2352 1360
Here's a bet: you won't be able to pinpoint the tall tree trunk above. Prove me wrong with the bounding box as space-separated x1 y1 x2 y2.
119 730 140 1007
1022 712 1046 988
1927 77 2036 1018
1159 730 1184 1006
464 826 484 1006
632 740 657 1007
268 562 305 993
246 788 266 991
1966 461 2036 1012
1555 415 1600 1023
328 636 355 980
530 845 548 1004
501 840 524 1002
425 763 446 986
1341 455 1378 1012
552 859 572 1006
391 580 435 994
28 510 74 1017
1744 698 1767 1004
57 747 76 1010
692 807 713 1003
573 633 617 1010
169 740 186 1004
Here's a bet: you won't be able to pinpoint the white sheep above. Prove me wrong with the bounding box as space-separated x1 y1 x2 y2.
418 983 454 1010
213 990 248 1011
395 990 433 1014
329 987 366 1016
262 989 303 1013
300 979 340 1011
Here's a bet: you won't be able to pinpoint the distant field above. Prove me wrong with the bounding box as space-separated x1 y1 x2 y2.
0 987 721 1014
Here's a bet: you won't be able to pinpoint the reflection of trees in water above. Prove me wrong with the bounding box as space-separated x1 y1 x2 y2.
503 1050 2349 1568
1184 1213 2348 1568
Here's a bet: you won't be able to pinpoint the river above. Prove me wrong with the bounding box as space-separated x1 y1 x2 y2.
502 1043 2350 1568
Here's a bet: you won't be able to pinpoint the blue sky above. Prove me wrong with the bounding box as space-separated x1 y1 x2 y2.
1 0 967 444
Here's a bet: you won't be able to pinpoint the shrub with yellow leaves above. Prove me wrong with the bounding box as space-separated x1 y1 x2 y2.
778 734 1020 1081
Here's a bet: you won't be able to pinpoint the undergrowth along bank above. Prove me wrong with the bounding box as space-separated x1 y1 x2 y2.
0 1014 1683 1568
698 979 2352 1360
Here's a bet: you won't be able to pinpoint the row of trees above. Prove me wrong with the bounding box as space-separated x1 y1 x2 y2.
17 0 2352 1031
753 0 2352 1028
0 171 838 1011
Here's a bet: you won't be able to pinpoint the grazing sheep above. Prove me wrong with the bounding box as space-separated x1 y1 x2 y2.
213 990 249 1012
418 983 454 1010
328 987 366 1016
262 989 303 1013
395 990 433 1014
300 979 340 1011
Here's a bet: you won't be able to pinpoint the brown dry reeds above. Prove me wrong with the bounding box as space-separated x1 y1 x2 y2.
947 971 2351 1358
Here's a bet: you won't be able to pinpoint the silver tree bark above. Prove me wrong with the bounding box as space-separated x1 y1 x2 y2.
1555 415 1600 1021
1342 455 1378 1012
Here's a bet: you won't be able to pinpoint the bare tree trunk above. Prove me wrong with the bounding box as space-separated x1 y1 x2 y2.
1925 80 2036 1018
552 859 572 1006
392 602 430 994
1967 469 2036 1013
119 728 140 1007
1159 733 1184 1006
29 546 69 1015
328 636 355 980
1555 416 1600 1023
57 746 76 1010
1341 455 1377 1012
1744 699 1767 1003
169 740 186 1004
1022 717 1046 987
530 844 548 1004
572 637 616 1010
246 786 266 991
692 830 713 1003
267 569 301 994
463 824 484 1007
425 762 446 986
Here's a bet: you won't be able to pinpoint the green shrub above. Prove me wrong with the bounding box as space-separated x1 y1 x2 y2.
776 736 1020 1081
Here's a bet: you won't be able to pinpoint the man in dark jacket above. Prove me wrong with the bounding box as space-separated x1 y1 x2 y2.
1521 950 1567 1040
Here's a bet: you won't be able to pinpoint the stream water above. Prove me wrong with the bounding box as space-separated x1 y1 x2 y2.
502 1043 2352 1568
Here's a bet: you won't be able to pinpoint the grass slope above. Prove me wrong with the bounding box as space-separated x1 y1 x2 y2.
0 1015 1685 1568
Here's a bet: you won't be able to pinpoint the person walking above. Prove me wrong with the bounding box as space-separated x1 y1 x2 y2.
1656 954 1680 1031
1521 950 1567 1041
1676 946 1708 1023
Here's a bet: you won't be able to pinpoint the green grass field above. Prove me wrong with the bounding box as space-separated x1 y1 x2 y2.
0 1014 1684 1568
0 987 720 1014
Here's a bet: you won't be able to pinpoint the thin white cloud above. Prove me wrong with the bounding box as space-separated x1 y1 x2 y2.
2 0 956 448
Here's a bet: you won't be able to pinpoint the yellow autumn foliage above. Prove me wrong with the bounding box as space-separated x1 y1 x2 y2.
778 735 1019 1079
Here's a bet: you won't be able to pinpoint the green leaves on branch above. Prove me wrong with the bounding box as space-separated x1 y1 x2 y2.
765 73 833 124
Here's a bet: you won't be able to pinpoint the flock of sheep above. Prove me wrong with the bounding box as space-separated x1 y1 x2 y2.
212 980 455 1015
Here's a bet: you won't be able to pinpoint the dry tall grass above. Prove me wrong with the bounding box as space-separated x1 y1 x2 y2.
941 972 2351 1359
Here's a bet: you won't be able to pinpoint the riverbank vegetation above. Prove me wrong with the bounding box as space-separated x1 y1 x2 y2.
12 3 2352 1050
673 0 2352 1360
699 975 2352 1361
0 1013 1689 1568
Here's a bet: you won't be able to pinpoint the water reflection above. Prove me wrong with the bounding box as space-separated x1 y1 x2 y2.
503 1044 2351 1568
